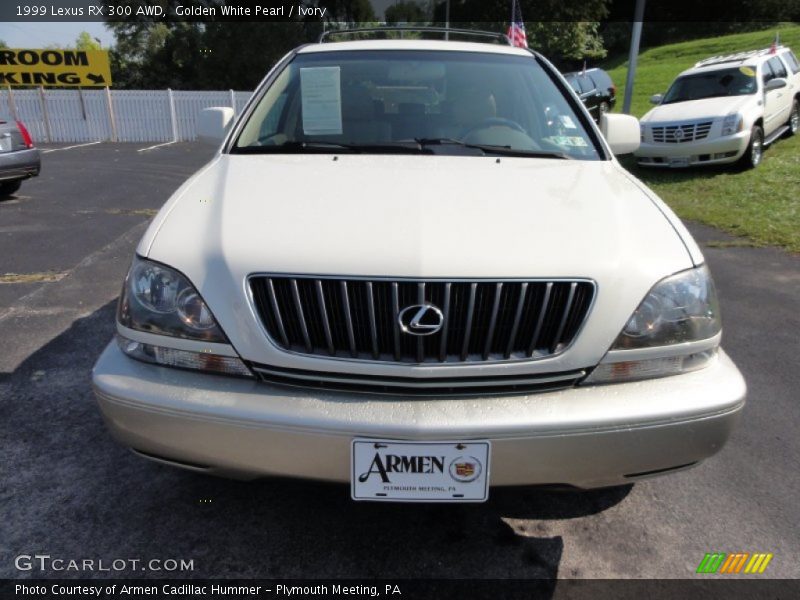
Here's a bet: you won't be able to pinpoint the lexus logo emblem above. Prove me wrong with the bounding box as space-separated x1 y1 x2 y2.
398 303 445 336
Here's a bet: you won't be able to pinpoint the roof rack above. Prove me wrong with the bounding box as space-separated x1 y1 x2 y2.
318 27 512 46
694 46 783 68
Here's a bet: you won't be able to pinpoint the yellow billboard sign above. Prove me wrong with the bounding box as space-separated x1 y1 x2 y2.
0 49 112 87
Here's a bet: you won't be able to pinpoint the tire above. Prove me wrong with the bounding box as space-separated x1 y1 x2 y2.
787 99 799 137
0 179 22 197
737 125 764 170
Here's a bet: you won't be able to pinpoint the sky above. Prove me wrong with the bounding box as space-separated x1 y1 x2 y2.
0 22 115 49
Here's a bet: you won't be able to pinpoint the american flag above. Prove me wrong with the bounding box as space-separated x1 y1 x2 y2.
769 32 780 54
507 0 528 49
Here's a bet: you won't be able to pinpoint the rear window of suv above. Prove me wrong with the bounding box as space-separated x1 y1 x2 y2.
767 57 788 79
589 69 614 93
782 50 800 74
577 75 595 94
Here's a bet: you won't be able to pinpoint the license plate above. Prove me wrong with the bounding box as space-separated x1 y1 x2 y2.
351 439 490 503
0 136 12 153
668 156 690 167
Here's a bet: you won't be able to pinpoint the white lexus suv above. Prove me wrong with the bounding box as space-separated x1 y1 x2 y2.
92 30 745 502
636 46 800 169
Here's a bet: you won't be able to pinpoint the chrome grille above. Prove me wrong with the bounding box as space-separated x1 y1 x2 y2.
250 363 587 396
651 121 713 143
250 276 595 364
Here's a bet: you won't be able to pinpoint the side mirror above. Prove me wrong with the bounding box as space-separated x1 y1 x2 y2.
765 77 788 92
600 113 641 155
650 94 664 105
197 107 235 144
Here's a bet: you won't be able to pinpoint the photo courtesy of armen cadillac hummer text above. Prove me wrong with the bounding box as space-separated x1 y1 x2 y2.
92 29 746 503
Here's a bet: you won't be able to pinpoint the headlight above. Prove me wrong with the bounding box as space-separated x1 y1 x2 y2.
614 265 720 349
584 266 721 384
117 256 253 377
118 256 226 342
721 114 743 136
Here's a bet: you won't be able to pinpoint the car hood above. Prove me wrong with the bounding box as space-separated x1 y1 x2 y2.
140 154 698 372
642 95 753 123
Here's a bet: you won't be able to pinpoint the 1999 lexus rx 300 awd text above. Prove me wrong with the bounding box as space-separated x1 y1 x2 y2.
92 31 746 502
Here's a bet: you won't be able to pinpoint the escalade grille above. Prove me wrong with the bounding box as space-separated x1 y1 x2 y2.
250 276 595 364
651 121 713 143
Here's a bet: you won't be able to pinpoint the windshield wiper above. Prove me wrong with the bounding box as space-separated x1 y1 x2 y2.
232 140 425 154
415 138 571 159
233 138 570 159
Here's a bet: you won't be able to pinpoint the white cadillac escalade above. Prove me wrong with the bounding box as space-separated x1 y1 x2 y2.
636 45 800 169
92 30 746 502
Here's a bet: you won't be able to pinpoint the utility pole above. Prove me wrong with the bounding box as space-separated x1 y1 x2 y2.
445 0 450 40
622 0 646 115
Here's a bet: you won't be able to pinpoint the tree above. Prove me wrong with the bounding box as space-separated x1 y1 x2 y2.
105 0 612 88
431 0 611 65
197 23 309 89
603 0 799 56
75 31 102 51
385 1 430 24
525 21 608 63
105 1 378 89
318 0 376 25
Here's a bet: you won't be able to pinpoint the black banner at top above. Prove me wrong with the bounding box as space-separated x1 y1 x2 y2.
1 0 799 23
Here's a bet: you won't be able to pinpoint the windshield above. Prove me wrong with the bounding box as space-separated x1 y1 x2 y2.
661 67 757 104
232 50 601 160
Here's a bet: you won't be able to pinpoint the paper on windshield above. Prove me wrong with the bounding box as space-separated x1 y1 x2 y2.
545 135 588 147
300 67 343 135
559 115 577 129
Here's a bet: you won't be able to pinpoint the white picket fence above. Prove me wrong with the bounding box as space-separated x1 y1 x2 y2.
0 88 253 143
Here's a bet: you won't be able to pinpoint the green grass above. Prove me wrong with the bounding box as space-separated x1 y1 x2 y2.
602 25 800 253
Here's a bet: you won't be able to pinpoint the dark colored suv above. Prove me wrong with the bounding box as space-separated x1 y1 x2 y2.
563 68 617 122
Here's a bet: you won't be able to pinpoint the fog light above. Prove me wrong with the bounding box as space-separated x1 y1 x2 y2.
583 349 717 384
117 335 253 377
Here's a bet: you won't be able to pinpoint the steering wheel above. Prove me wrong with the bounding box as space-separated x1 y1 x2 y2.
461 117 527 139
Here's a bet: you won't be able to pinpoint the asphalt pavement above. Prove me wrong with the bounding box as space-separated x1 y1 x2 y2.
1 143 798 581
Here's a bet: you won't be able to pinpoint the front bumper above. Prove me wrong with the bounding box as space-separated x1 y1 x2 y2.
92 342 745 489
0 148 41 181
635 130 749 167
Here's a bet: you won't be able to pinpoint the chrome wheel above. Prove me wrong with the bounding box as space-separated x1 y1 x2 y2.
790 102 799 135
737 126 764 170
751 132 762 166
